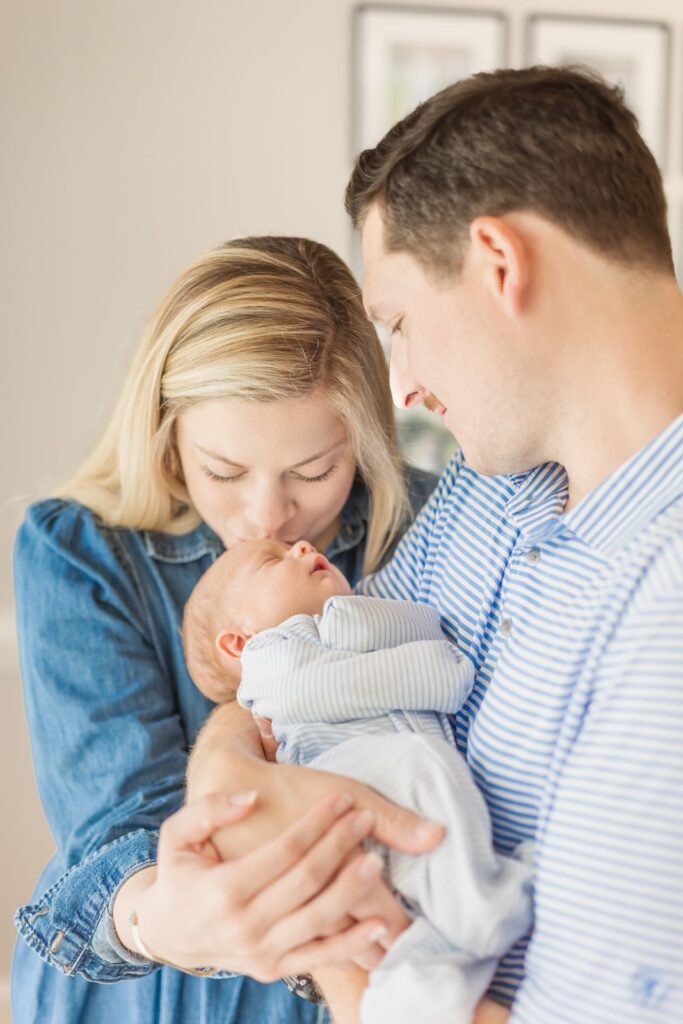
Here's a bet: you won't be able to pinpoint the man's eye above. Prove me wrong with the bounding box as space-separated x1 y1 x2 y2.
200 466 245 483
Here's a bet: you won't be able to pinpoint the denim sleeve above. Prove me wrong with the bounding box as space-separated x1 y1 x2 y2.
13 501 191 981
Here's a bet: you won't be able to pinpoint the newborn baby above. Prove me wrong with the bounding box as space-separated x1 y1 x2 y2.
182 538 533 1024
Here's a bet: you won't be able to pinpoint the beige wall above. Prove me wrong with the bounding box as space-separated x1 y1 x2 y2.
2 0 682 1018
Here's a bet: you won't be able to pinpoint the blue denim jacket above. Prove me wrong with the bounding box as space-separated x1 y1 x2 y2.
12 468 435 1024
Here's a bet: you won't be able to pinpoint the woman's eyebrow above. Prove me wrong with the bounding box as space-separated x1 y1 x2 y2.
193 443 245 468
289 440 346 470
193 440 346 470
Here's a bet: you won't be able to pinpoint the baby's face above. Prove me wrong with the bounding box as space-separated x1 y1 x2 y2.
224 538 352 634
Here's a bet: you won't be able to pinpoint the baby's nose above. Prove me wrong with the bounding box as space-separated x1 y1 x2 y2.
290 540 315 558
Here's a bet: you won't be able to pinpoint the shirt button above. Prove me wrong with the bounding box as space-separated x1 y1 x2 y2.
500 617 513 637
526 548 541 564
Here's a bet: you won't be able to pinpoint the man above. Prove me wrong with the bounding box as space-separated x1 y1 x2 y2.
342 65 683 1022
180 67 682 1023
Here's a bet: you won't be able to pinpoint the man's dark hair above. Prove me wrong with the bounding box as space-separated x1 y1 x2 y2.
346 65 673 275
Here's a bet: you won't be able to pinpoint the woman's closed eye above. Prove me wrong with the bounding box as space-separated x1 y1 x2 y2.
200 462 340 485
200 466 246 483
291 463 339 484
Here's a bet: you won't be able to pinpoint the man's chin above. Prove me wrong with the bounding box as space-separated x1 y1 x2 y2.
462 443 541 478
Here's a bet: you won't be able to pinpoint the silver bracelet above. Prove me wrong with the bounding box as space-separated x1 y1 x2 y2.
128 911 218 977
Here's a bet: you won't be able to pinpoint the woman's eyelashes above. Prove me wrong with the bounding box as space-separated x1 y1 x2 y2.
200 466 245 483
292 463 339 484
200 463 339 484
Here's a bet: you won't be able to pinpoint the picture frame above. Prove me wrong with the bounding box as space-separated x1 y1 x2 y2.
353 4 507 154
352 6 507 475
526 16 670 168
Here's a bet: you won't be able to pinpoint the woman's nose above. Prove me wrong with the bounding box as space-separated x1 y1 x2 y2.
389 336 428 410
245 484 294 537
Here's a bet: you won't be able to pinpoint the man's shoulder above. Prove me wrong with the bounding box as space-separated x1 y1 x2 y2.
632 502 683 605
403 448 473 517
601 503 683 678
402 461 438 517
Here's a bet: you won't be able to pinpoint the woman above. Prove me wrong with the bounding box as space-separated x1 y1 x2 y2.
12 237 436 1023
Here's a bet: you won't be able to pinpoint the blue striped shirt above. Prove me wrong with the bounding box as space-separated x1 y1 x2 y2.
359 414 683 1023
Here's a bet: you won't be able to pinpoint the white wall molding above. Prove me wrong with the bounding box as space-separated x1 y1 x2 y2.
0 973 10 1024
0 608 18 679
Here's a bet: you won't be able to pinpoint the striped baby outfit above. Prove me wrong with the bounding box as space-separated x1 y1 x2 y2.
239 595 534 1023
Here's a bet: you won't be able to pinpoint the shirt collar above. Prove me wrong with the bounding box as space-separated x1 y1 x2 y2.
143 521 224 563
326 475 368 558
562 413 683 557
505 462 569 544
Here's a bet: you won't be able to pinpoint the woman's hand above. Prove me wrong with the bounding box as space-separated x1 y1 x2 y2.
122 790 417 979
174 701 441 977
202 754 441 972
252 715 279 761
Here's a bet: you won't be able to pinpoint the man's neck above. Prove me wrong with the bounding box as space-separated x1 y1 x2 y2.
551 274 683 512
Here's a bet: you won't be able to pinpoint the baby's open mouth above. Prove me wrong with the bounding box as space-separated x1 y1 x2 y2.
311 555 330 574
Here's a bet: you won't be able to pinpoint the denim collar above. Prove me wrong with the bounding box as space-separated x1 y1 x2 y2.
142 522 224 564
143 475 369 564
326 476 368 559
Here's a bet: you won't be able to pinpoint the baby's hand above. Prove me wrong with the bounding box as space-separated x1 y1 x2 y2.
253 715 279 761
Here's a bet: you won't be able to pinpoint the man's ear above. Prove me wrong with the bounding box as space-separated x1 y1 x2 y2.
215 629 252 662
469 215 529 317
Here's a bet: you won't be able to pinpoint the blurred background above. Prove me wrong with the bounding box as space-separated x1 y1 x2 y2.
2 0 682 1017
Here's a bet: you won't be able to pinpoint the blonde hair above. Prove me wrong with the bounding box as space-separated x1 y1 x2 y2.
58 236 408 574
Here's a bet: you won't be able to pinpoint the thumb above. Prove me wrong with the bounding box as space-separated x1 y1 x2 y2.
254 716 279 762
367 793 444 854
158 791 258 866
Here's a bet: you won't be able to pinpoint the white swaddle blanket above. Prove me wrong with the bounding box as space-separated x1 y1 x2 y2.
238 596 533 1024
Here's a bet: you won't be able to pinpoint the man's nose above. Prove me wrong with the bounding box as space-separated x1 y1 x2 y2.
389 337 428 410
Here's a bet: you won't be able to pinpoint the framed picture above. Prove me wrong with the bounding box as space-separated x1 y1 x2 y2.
353 5 507 153
527 16 670 168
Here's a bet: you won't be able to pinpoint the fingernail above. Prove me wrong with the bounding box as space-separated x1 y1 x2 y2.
358 851 384 881
351 809 375 837
414 820 443 842
229 790 258 806
366 925 388 943
334 793 354 815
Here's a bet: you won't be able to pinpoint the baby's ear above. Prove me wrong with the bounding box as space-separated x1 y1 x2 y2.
215 629 251 661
